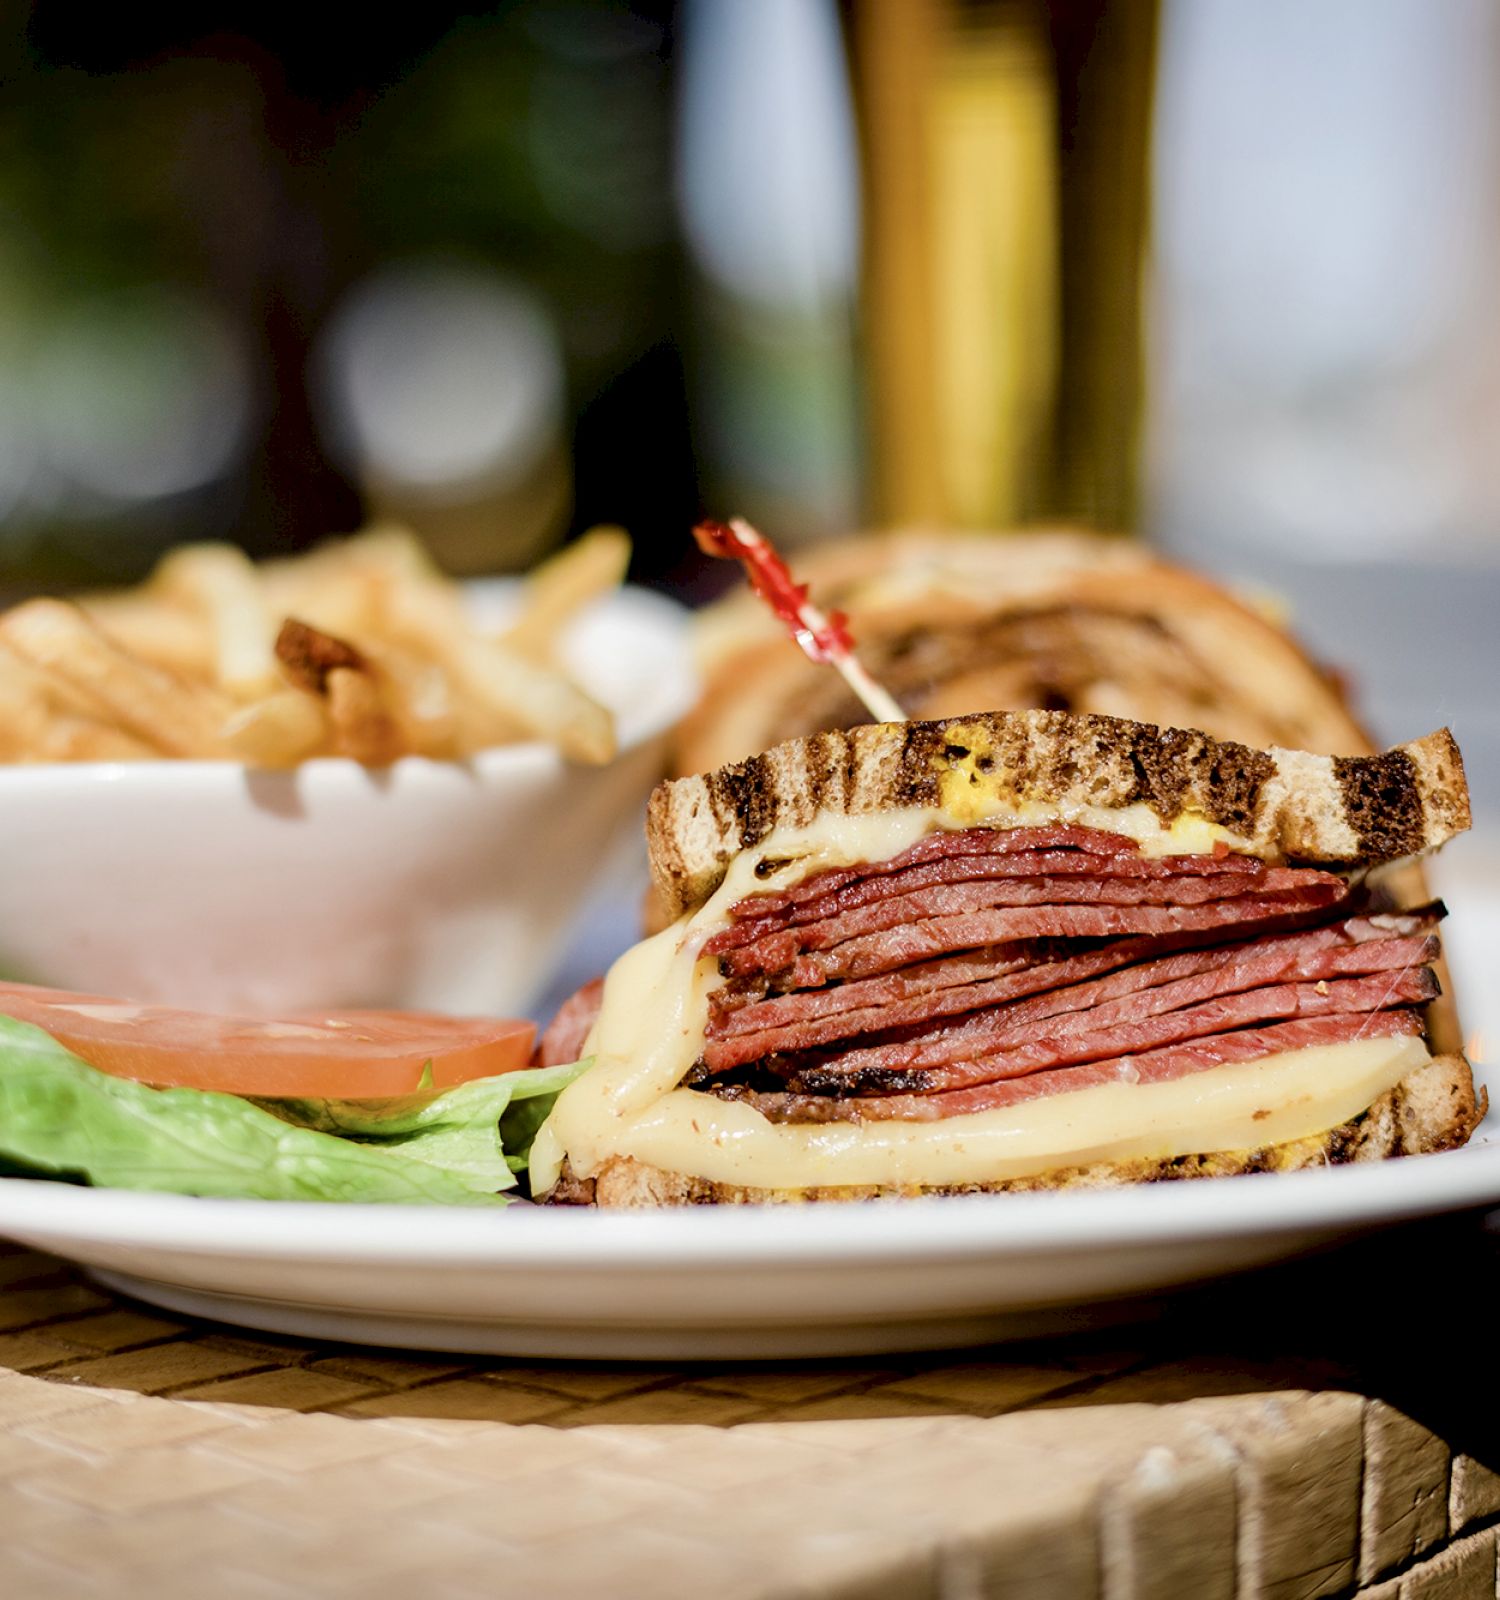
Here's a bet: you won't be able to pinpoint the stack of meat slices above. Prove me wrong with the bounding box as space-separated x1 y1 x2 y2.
690 826 1443 1125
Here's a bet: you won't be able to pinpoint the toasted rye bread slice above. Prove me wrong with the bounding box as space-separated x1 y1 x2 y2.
544 1053 1485 1207
647 712 1470 921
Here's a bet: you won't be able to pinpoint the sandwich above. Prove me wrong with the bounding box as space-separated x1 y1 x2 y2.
675 530 1372 775
530 710 1482 1206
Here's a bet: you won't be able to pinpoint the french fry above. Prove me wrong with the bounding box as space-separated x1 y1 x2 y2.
259 557 386 640
383 581 616 764
261 526 434 639
152 543 277 699
340 524 440 584
500 526 631 660
0 643 147 762
220 690 329 768
0 522 628 767
0 600 237 758
0 643 58 760
357 529 621 758
274 616 365 693
325 666 404 765
362 642 462 759
79 594 215 680
274 618 403 766
35 717 156 763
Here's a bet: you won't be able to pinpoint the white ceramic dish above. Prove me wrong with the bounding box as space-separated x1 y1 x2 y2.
0 584 695 1018
0 1116 1495 1360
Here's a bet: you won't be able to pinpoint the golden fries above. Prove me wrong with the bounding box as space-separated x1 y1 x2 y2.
152 543 278 700
0 527 630 769
78 594 214 678
0 600 237 758
501 525 631 660
362 642 462 759
272 618 404 765
382 580 616 764
0 643 155 762
325 666 404 766
220 690 328 768
0 642 63 761
35 716 157 763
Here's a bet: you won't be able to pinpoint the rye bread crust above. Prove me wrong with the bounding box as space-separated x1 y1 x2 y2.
648 712 1470 921
543 1053 1485 1207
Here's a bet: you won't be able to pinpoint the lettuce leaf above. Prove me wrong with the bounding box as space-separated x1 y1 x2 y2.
253 1058 589 1194
0 1013 585 1205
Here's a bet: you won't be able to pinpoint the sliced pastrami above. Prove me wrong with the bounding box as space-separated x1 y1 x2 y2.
706 940 1054 1034
704 945 1143 1067
700 926 1438 1074
731 885 1351 986
784 967 1437 1096
705 865 1325 959
533 977 605 1069
729 825 1142 922
715 1009 1425 1124
706 910 1436 1039
720 846 1270 946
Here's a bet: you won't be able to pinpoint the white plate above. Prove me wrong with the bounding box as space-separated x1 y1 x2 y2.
0 1126 1496 1360
2 839 1496 1362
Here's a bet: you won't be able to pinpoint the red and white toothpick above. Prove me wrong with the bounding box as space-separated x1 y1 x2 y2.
693 517 907 724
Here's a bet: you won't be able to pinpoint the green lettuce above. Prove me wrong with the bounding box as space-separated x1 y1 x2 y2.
252 1061 587 1195
0 1013 587 1205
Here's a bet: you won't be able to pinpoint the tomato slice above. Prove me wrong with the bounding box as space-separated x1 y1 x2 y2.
0 982 536 1098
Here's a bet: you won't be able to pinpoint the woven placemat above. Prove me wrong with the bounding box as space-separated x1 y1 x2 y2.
3 1224 1499 1599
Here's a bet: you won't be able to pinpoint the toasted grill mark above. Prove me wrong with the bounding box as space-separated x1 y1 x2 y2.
932 710 1274 829
803 734 835 825
1323 1121 1358 1164
843 735 861 813
707 758 781 851
876 607 1186 703
1334 749 1425 862
895 722 944 807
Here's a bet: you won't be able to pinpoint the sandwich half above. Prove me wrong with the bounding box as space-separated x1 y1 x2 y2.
531 711 1482 1206
675 530 1373 774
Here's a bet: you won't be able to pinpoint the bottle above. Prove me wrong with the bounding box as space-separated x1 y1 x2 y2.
846 0 1158 533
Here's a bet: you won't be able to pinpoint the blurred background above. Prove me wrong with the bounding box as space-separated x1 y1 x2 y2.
2 0 1498 787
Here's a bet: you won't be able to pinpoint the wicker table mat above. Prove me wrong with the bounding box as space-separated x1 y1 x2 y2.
2 1217 1498 1600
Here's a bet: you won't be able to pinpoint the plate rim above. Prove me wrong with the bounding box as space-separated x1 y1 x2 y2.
2 1138 1497 1270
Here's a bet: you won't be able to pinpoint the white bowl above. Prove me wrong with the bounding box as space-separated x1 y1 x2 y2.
0 584 695 1018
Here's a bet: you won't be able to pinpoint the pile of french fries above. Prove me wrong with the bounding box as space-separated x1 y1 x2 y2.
0 527 630 767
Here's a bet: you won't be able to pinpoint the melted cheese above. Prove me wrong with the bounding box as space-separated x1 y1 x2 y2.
529 807 1404 1196
548 1036 1425 1191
